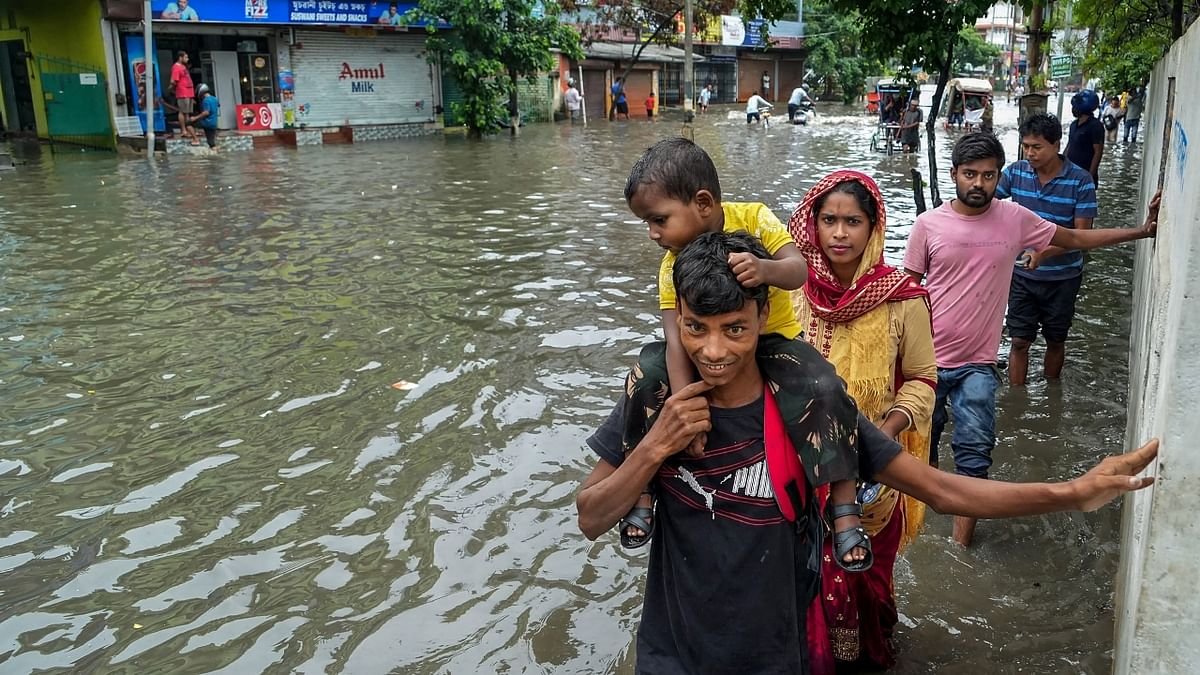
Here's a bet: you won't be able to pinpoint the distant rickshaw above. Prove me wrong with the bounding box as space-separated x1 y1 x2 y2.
941 77 993 131
869 79 914 155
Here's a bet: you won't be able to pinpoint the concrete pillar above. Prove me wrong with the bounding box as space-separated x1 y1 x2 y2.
1115 17 1200 675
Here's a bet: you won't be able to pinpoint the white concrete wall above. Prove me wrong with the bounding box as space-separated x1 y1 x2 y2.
1115 17 1200 675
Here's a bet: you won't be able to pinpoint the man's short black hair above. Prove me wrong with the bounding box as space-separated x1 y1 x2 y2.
624 137 721 204
177 50 188 60
1018 113 1062 144
951 132 1005 171
673 231 769 315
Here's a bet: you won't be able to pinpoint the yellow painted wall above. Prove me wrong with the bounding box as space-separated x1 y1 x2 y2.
0 0 108 137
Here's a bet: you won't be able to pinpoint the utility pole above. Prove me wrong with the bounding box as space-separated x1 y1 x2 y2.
1007 2 1017 87
1056 1 1073 120
1027 1 1044 90
683 0 695 122
144 0 155 158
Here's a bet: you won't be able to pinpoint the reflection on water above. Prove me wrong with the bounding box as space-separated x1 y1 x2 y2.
0 104 1146 673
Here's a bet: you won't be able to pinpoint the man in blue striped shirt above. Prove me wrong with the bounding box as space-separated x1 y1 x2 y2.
996 113 1098 386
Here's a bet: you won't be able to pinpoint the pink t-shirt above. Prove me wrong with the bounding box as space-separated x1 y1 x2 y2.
171 62 194 99
903 199 1057 369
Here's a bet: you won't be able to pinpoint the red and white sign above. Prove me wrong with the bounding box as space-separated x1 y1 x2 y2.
236 103 284 131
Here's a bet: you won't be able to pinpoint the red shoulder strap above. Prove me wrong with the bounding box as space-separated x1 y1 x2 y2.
763 385 807 521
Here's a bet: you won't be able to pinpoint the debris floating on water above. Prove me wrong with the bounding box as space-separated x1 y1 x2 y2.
391 380 417 391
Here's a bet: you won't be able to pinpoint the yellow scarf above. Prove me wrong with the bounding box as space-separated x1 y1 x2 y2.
792 227 930 552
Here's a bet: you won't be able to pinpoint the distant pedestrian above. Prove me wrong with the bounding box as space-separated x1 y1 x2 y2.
761 70 771 99
1124 86 1144 143
169 50 198 146
1066 90 1105 185
787 84 812 122
1101 98 1123 144
645 92 656 121
745 90 771 124
996 113 1098 386
565 80 582 123
610 78 629 120
699 84 712 113
899 98 922 152
189 83 220 149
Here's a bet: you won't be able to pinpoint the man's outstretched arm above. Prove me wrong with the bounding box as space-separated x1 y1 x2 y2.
875 438 1158 517
1049 190 1160 251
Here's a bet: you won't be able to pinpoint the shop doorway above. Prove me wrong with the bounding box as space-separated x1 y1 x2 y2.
581 68 606 122
0 40 38 135
38 55 114 149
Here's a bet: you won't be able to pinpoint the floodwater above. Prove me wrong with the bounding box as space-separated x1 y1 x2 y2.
0 102 1149 673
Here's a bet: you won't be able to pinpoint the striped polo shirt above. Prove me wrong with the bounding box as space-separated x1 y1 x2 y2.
996 156 1098 281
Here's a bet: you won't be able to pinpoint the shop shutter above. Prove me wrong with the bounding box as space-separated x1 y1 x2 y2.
290 30 435 127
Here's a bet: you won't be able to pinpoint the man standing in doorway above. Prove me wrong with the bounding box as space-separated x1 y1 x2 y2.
564 79 582 123
1066 90 1105 186
761 69 771 100
997 113 1098 386
169 50 198 146
610 77 629 121
904 133 1160 547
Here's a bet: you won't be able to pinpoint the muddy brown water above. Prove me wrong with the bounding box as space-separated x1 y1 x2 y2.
0 103 1148 673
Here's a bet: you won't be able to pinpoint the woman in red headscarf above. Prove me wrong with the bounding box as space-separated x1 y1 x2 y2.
788 170 936 672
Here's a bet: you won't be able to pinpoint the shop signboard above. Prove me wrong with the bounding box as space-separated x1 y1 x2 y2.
149 0 428 26
124 36 167 133
741 18 766 47
236 102 284 130
720 16 745 46
1051 55 1072 79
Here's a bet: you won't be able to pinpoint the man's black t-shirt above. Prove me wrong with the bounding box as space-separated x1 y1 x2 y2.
1066 115 1105 182
587 395 902 674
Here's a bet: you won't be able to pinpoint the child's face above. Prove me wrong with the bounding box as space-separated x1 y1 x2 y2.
628 185 715 254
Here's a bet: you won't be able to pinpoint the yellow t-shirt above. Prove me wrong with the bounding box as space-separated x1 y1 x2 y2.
658 201 802 339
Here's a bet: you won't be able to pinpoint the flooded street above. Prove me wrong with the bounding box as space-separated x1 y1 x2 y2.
0 102 1148 673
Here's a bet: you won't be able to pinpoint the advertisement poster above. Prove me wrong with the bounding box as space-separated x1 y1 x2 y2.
236 103 284 130
125 36 167 133
720 16 745 46
149 0 422 26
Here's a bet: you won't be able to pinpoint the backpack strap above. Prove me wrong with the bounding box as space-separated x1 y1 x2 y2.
764 384 807 522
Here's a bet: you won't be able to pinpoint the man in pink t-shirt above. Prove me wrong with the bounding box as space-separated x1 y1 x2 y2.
903 133 1160 546
169 50 198 145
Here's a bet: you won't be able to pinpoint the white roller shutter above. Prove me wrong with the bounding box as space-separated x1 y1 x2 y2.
290 30 434 127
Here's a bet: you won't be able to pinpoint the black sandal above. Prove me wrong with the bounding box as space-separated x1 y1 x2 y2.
830 503 874 572
619 492 655 549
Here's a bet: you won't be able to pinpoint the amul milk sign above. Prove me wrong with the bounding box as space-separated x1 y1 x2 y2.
339 61 386 93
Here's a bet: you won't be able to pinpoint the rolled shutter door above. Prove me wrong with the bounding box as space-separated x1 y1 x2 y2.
290 30 434 127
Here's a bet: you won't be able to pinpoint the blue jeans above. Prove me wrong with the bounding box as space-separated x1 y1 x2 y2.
930 364 1001 478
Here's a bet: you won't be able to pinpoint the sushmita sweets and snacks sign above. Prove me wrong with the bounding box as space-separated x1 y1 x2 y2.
149 0 420 26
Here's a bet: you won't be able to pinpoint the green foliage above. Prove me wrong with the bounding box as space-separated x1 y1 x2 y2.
408 1 582 137
802 1 877 103
952 24 1001 75
1074 0 1198 92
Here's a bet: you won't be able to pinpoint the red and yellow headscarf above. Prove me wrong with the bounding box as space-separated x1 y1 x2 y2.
788 169 927 324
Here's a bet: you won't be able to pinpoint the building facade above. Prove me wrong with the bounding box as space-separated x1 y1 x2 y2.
0 0 114 147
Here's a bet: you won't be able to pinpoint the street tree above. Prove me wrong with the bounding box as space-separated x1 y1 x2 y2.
827 0 994 206
802 1 876 103
1074 0 1199 91
408 0 583 138
952 24 1001 76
